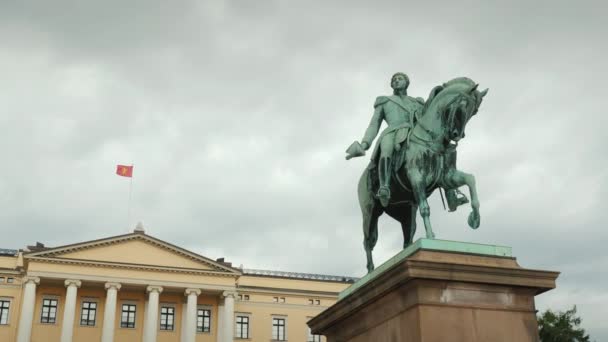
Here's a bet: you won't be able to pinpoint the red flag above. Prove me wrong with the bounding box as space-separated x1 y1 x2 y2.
116 165 133 178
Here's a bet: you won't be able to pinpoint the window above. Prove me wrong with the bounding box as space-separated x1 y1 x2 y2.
80 301 97 326
315 299 320 305
0 300 10 325
6 278 13 284
159 306 174 331
196 308 211 333
308 299 314 305
40 298 58 323
235 315 249 338
272 317 286 341
308 327 322 342
0 277 5 283
120 304 136 328
280 297 285 303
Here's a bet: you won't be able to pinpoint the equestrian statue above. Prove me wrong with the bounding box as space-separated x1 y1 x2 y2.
346 73 488 272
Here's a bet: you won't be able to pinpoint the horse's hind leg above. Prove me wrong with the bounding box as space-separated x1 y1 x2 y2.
403 204 418 247
386 204 418 248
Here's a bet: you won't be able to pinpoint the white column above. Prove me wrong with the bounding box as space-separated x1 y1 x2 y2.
182 288 201 342
222 291 237 342
16 276 40 342
101 282 121 342
180 303 187 340
60 279 82 342
217 299 224 342
143 286 163 342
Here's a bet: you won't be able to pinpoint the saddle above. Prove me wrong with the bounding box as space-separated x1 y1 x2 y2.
366 145 414 205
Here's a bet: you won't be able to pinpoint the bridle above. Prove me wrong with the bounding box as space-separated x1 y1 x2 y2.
409 90 476 154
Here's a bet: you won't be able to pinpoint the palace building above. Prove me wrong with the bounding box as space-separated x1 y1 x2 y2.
0 226 355 342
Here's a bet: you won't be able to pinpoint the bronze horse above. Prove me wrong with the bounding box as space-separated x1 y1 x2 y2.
357 77 488 272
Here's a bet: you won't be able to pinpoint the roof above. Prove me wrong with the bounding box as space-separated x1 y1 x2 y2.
24 232 242 276
243 268 358 283
0 249 18 256
5 234 357 282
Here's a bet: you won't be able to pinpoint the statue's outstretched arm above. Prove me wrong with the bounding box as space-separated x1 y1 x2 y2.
361 106 383 150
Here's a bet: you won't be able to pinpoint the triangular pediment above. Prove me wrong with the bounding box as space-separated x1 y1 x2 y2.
25 233 239 275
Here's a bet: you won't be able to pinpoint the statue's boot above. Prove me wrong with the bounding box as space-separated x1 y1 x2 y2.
446 188 469 212
377 157 392 207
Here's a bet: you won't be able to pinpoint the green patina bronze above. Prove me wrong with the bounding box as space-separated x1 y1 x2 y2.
338 239 512 300
346 73 489 273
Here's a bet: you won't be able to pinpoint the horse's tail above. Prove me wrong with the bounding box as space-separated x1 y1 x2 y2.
365 218 379 251
359 169 379 251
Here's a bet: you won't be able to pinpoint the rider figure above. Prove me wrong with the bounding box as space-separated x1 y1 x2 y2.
359 72 424 207
352 72 470 210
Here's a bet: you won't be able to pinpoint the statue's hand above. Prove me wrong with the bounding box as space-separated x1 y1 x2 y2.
345 141 366 160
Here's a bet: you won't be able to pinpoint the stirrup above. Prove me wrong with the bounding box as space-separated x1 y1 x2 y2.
377 186 391 207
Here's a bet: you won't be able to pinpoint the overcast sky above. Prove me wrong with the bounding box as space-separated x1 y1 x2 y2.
1 0 606 339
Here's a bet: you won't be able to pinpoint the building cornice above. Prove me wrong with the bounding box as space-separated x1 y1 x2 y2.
26 256 239 278
0 268 22 275
242 268 357 284
237 285 341 298
235 300 331 311
26 270 237 293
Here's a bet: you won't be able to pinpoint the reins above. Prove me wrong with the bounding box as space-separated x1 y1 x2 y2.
408 90 473 154
391 86 476 195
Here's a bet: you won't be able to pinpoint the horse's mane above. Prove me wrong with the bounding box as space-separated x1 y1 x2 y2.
442 77 475 88
420 77 476 118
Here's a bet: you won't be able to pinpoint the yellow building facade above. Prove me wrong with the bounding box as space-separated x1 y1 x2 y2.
0 228 354 342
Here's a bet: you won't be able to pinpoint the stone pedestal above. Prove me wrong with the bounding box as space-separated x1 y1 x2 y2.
308 239 559 342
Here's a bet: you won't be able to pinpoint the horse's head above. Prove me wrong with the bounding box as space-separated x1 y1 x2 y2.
424 77 488 143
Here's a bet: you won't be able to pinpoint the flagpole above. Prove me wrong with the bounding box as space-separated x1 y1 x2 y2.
127 164 134 231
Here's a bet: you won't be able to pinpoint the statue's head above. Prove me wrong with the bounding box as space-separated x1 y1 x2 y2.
391 72 410 94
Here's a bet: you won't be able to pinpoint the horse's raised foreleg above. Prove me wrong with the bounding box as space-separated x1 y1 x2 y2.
444 170 480 229
408 170 435 239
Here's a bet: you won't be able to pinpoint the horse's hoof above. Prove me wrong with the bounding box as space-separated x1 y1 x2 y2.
468 211 480 229
426 231 436 239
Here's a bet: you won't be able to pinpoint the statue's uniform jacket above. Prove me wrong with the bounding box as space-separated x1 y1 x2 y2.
362 95 425 162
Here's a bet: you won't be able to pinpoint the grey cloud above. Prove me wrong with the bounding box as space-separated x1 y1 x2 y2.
0 0 606 339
